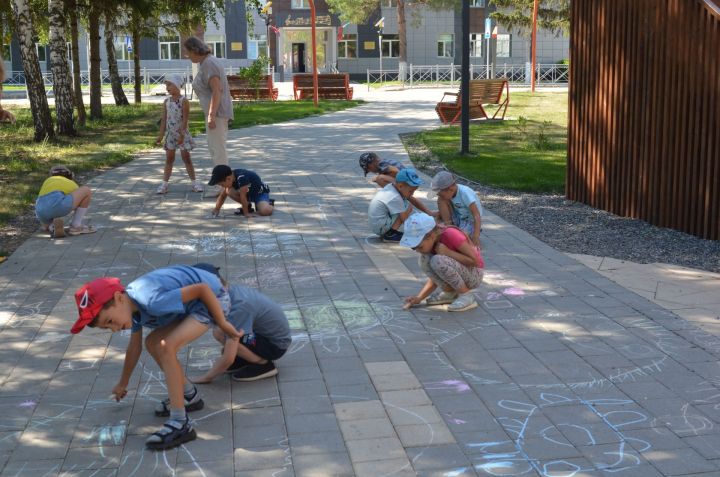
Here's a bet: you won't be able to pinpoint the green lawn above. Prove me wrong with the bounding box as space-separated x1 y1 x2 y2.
412 90 568 193
0 99 362 234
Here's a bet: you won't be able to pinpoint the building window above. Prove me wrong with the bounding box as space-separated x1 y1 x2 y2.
206 35 226 58
2 44 12 62
381 34 399 58
469 0 485 6
36 43 46 62
470 34 482 57
437 34 453 58
291 0 309 9
248 33 268 59
159 35 181 60
338 33 357 58
496 33 511 57
114 38 132 61
382 0 397 6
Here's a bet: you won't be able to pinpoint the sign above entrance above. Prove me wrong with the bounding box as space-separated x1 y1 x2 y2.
284 14 332 26
231 42 243 51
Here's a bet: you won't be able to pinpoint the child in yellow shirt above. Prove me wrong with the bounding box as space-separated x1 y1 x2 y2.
35 166 96 238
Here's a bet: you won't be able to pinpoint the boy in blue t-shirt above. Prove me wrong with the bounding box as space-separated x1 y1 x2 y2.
428 171 483 246
208 164 274 217
358 152 406 187
71 265 241 451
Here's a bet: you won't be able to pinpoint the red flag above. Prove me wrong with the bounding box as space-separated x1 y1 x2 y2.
269 25 280 36
337 24 343 41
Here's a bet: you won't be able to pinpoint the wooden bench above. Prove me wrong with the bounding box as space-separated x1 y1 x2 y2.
435 78 509 124
293 73 354 100
226 74 278 101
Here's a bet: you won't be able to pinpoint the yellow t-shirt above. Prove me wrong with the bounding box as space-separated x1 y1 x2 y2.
38 176 79 197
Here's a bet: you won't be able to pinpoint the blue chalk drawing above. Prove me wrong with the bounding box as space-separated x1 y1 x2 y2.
469 393 650 476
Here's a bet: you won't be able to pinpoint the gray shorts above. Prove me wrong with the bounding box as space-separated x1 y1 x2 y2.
35 191 74 225
188 287 231 326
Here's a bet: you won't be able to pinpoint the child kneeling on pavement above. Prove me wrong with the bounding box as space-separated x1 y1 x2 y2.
70 265 241 450
401 212 484 312
190 264 291 384
367 168 435 243
208 165 274 218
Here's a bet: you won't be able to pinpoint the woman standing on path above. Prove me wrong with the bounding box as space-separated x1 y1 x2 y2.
0 62 16 124
183 36 233 194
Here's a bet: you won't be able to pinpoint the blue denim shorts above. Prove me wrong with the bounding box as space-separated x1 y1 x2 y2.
189 287 231 326
35 191 74 225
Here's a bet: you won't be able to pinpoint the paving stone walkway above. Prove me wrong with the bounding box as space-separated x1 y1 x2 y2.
2 97 720 477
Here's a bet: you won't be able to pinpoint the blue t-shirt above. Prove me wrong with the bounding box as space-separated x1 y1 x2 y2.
127 265 224 333
451 184 483 224
232 169 270 202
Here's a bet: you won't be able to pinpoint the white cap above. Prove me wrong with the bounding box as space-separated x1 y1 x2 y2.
426 170 455 199
164 74 184 90
399 213 436 248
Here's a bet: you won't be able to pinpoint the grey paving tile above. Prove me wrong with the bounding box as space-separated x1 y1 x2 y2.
353 458 416 477
641 447 717 475
338 418 396 440
288 431 347 456
407 444 472 470
291 452 353 477
233 446 291 472
285 413 339 435
345 436 406 463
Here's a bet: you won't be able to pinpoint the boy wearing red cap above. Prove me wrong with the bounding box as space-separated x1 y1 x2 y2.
72 265 241 450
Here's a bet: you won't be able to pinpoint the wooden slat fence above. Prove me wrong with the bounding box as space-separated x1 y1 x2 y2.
568 0 720 240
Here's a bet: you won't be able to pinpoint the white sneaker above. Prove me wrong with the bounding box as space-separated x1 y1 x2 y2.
156 183 169 194
447 293 478 312
191 183 204 193
426 290 458 305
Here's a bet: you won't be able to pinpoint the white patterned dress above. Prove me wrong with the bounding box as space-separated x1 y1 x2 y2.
163 95 195 151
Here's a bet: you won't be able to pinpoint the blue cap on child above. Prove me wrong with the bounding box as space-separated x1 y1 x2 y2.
395 168 424 187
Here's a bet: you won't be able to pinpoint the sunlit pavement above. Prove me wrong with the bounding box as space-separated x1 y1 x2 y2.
1 89 719 477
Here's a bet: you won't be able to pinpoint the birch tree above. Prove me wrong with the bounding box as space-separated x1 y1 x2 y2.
11 0 53 140
104 9 129 106
65 0 85 125
48 0 75 135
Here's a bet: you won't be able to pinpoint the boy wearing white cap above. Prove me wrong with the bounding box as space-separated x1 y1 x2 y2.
155 74 203 194
428 171 483 246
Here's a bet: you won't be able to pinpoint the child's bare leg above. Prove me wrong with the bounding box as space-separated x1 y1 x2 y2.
438 199 454 225
152 318 208 414
180 150 196 181
70 186 92 209
256 201 273 216
163 150 176 182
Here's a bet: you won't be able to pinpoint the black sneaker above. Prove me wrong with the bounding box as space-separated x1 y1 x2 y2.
232 362 278 382
382 229 403 243
224 356 250 374
269 198 275 206
234 204 255 215
145 417 197 451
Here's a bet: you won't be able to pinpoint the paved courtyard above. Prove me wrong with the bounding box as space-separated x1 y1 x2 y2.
2 93 720 477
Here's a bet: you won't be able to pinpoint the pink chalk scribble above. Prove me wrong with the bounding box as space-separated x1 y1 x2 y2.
502 287 525 296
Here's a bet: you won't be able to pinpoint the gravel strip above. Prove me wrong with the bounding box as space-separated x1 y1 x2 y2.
402 133 720 274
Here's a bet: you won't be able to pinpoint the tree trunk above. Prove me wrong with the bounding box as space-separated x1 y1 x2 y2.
66 0 86 126
11 0 54 141
104 14 129 106
132 24 141 103
397 0 407 80
88 3 102 119
48 0 75 135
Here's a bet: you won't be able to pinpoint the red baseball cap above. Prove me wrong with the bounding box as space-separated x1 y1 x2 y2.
71 277 125 334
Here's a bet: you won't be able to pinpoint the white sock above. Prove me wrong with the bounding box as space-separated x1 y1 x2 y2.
72 208 88 228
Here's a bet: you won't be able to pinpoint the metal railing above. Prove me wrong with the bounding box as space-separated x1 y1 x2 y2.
366 63 569 90
1 65 276 96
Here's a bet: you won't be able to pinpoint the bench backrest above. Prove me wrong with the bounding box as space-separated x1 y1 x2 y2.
227 74 273 90
294 73 349 89
468 79 508 103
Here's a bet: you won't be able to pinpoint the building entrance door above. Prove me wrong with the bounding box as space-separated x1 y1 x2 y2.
292 43 306 72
